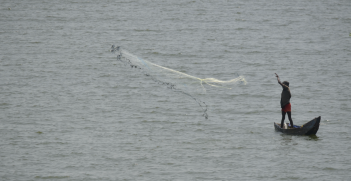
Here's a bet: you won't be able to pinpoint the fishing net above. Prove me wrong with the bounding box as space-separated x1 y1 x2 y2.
110 45 247 118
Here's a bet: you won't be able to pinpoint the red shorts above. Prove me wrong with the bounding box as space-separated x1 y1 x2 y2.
282 103 291 112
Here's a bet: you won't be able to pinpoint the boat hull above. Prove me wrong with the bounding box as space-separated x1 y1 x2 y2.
274 116 321 135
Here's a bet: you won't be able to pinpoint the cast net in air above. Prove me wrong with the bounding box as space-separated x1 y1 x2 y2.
111 45 247 118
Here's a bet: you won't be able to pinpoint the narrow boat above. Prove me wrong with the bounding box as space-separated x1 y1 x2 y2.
274 116 321 135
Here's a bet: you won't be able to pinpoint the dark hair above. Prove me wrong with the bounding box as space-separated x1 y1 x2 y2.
283 81 289 87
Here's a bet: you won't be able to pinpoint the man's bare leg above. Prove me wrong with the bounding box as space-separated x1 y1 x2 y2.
287 111 294 127
281 111 286 128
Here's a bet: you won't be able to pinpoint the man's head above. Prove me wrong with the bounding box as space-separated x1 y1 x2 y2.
283 81 289 87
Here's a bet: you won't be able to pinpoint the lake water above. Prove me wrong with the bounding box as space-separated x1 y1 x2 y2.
1 0 351 180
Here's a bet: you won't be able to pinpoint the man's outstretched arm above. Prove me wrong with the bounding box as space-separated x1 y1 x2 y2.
275 73 288 89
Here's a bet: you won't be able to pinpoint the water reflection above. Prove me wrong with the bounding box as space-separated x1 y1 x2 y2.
278 134 297 146
305 135 320 141
277 133 320 143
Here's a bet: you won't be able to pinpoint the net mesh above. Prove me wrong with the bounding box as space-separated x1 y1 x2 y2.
111 45 246 93
110 45 247 119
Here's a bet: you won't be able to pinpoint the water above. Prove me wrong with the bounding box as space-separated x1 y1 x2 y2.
1 0 350 180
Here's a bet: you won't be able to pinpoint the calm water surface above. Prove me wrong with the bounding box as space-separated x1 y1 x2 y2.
1 0 351 180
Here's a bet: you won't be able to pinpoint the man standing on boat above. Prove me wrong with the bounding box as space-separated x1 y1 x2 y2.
275 73 294 128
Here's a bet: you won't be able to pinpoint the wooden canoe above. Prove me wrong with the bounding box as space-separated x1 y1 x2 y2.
274 116 321 135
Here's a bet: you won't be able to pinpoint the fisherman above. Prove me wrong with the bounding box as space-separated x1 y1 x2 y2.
275 73 294 128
